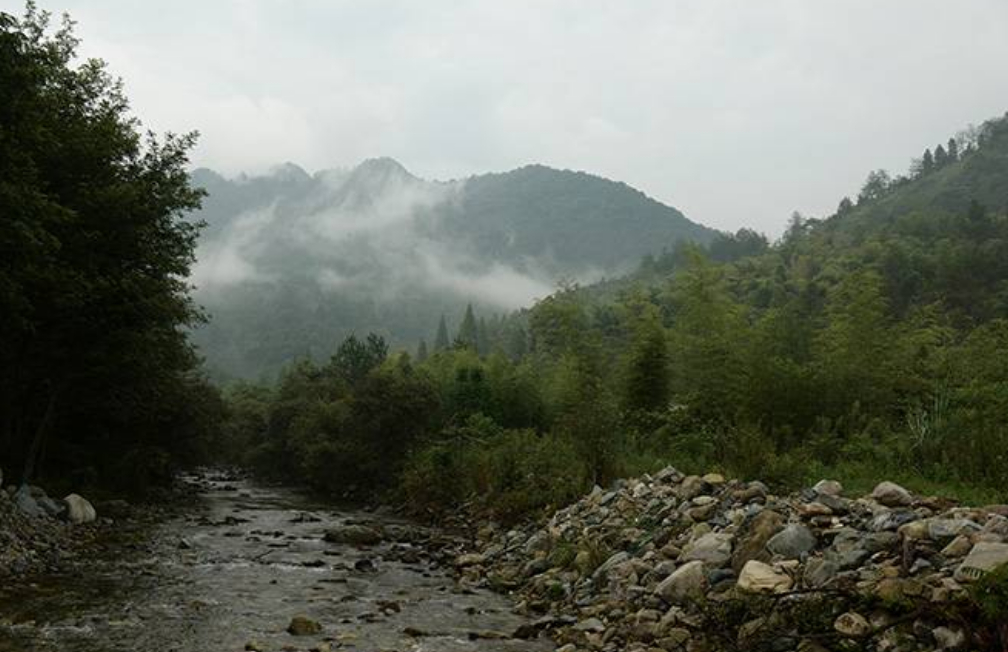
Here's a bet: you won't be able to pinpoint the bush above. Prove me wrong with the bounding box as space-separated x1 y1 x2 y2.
401 414 588 522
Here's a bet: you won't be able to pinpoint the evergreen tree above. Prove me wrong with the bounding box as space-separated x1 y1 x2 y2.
434 315 450 351
934 143 949 167
836 196 854 216
416 339 429 362
922 148 935 174
454 304 479 351
947 137 959 162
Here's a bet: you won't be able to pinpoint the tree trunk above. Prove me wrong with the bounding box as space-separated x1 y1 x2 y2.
21 388 57 486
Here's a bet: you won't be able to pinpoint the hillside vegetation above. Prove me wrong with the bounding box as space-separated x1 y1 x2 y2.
221 113 1008 521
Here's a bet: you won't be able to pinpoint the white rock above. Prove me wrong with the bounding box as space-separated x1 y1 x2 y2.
64 493 97 524
737 560 793 593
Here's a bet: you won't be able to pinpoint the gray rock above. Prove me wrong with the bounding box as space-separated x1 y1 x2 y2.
593 551 630 581
927 518 980 541
804 557 839 588
682 532 733 567
954 541 1008 581
655 560 707 604
812 479 843 496
871 481 913 507
870 510 919 532
13 485 45 518
766 524 816 559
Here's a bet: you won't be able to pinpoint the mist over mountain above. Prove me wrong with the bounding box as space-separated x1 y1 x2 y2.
188 159 715 379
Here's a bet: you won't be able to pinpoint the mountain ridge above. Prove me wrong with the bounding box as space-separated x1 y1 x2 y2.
187 158 717 379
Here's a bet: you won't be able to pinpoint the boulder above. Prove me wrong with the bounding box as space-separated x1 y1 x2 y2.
812 479 843 496
682 532 733 567
871 481 913 507
13 485 45 518
655 560 707 604
63 493 97 524
323 524 382 545
766 523 816 559
954 541 1008 581
287 615 322 635
737 560 793 593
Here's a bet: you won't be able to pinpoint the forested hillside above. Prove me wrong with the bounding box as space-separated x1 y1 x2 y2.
187 159 714 379
222 112 1008 521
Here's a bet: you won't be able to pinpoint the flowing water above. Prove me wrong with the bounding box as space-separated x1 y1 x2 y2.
0 474 552 652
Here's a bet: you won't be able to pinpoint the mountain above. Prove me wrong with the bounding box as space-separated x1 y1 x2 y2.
187 160 716 379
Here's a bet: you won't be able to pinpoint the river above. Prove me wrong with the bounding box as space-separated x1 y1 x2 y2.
0 473 552 652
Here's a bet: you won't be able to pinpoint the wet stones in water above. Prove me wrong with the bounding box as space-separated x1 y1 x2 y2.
323 524 383 545
287 614 322 636
353 558 377 572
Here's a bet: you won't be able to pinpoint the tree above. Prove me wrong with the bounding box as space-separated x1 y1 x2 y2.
0 6 218 488
416 339 429 362
934 143 949 167
858 169 892 203
947 137 959 162
327 333 388 386
434 315 450 351
454 304 479 351
621 301 670 413
921 148 935 174
836 196 854 216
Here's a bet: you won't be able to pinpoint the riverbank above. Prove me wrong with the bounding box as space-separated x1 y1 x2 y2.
0 472 552 652
0 474 202 579
453 467 1008 651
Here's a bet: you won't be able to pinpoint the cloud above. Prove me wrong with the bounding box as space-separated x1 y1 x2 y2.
57 0 1008 235
190 166 555 310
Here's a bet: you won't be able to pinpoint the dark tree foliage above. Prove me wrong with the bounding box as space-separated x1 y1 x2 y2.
327 333 388 386
0 5 219 490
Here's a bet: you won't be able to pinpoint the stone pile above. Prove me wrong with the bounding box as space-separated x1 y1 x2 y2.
455 468 1008 651
0 474 104 576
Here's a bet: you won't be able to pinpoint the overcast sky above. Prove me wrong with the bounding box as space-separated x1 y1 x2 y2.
42 0 1008 235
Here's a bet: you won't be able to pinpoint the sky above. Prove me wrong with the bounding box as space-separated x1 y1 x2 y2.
35 0 1008 235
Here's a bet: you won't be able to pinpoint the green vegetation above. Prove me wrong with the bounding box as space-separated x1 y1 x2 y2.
0 5 222 493
224 113 1008 519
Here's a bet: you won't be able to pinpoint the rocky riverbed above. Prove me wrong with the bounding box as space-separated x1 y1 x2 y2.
0 472 552 652
454 468 1008 651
